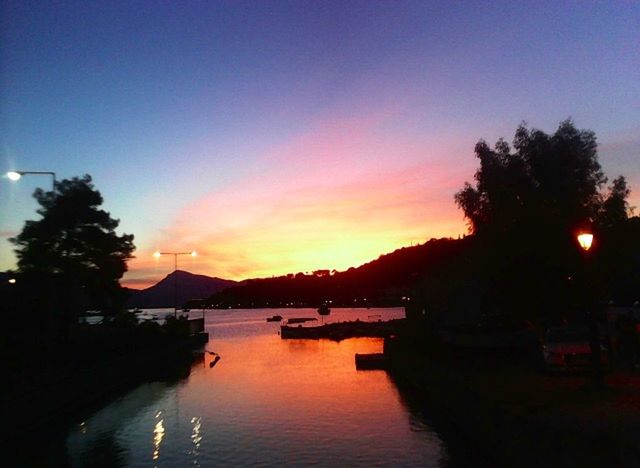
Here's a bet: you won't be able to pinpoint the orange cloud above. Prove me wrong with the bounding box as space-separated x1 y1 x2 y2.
124 113 473 288
125 165 466 288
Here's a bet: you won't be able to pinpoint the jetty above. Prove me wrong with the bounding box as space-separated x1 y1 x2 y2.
280 318 404 341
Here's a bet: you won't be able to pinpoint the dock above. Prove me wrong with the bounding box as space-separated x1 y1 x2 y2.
280 318 404 341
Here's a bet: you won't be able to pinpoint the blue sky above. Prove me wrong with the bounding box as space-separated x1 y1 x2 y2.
1 1 638 287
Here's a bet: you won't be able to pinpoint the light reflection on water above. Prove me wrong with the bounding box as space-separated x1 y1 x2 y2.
66 308 448 466
152 417 164 461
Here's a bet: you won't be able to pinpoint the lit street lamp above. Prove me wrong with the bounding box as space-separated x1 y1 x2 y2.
577 229 603 388
577 233 594 251
154 250 197 317
6 170 56 190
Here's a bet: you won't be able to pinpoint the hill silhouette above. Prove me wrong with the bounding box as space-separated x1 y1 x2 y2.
206 237 469 308
125 270 237 308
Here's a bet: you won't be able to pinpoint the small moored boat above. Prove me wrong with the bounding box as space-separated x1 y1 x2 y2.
266 315 283 322
355 353 387 370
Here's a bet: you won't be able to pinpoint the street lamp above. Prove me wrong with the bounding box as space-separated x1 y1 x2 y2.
154 250 197 317
6 171 56 190
577 229 603 388
577 233 594 251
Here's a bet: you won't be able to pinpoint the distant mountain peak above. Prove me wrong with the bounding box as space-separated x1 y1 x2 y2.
126 270 237 308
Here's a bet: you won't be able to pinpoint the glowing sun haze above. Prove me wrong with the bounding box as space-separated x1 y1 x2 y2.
128 111 469 287
1 1 638 289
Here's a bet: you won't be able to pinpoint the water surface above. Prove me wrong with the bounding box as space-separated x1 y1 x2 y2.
67 308 450 466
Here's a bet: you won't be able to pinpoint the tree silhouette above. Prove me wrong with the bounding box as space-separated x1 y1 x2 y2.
10 175 135 311
455 119 611 237
600 176 631 231
454 120 635 319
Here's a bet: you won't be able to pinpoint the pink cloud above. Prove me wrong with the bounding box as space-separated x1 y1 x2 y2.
124 110 475 286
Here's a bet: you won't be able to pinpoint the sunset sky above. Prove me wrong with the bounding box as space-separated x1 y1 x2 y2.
1 1 639 289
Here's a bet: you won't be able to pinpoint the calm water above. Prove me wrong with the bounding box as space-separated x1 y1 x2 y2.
66 308 451 466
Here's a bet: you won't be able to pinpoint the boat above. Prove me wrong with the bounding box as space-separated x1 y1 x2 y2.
317 304 330 315
355 353 387 370
285 317 318 325
266 315 283 322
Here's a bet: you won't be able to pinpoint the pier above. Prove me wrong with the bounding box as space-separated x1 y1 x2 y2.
280 318 404 341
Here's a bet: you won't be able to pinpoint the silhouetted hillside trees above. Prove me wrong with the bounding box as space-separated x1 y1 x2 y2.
209 120 638 320
207 238 468 308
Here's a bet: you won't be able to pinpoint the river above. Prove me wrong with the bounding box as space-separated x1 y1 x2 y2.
63 307 458 466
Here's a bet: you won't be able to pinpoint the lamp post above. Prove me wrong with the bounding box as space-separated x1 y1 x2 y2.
6 171 56 190
153 250 197 317
577 230 603 388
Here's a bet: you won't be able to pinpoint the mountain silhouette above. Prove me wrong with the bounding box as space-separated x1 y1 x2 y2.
207 237 469 308
125 270 237 308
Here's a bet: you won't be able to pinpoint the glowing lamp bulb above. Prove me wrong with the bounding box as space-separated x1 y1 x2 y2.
153 251 161 258
577 233 594 251
7 171 22 181
191 251 197 257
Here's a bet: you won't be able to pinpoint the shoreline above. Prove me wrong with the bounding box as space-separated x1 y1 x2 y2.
3 336 204 446
385 336 640 467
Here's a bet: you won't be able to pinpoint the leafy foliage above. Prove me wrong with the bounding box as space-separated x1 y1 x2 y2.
455 120 614 236
453 120 637 318
600 176 632 230
10 175 135 310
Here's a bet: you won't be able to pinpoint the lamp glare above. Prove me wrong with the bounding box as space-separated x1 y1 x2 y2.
577 233 594 251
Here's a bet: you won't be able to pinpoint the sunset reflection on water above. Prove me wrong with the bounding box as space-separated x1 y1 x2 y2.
67 308 447 466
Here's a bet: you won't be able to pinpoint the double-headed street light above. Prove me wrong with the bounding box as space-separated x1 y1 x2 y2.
6 171 56 190
154 250 197 317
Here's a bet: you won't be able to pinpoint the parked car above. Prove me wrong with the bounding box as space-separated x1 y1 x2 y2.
541 326 608 372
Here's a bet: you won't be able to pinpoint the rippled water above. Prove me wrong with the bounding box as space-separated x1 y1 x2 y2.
66 308 450 466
